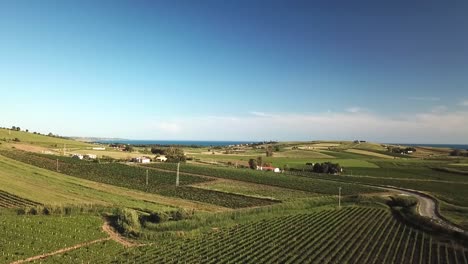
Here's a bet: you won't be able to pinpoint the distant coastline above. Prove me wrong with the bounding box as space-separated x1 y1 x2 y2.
96 139 257 147
387 143 468 149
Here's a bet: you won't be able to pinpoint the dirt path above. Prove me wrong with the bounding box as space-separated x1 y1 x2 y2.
10 237 111 264
377 185 466 234
10 220 142 264
144 165 468 235
101 220 142 247
341 174 468 185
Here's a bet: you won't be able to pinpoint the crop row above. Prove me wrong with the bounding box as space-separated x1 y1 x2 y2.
18 208 468 263
0 215 106 264
104 208 468 263
0 150 277 208
0 190 41 208
143 163 379 196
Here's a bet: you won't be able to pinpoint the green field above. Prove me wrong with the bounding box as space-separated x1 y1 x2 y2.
0 149 279 209
0 213 106 264
0 154 222 212
0 136 467 263
192 179 314 201
0 128 93 149
31 207 468 263
143 163 380 196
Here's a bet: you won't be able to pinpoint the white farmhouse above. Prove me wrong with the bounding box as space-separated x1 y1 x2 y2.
84 154 97 159
71 154 84 160
92 147 106 150
155 156 168 162
134 157 151 163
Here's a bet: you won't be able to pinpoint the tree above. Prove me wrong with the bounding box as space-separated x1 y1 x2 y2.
450 149 462 156
248 159 257 169
266 146 274 157
124 145 134 152
166 147 186 162
151 147 166 155
16 127 20 131
274 145 280 152
313 163 322 173
256 156 263 167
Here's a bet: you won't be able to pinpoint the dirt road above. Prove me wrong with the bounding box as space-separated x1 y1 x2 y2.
379 185 466 234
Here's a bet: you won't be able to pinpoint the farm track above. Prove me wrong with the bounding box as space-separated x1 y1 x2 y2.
9 220 141 264
378 185 467 234
139 164 321 194
342 174 468 185
145 164 467 235
9 237 111 264
102 219 143 248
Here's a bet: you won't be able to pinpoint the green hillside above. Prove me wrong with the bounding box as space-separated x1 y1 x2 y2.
0 128 93 148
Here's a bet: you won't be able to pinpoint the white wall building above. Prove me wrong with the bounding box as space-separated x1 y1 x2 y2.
155 156 168 162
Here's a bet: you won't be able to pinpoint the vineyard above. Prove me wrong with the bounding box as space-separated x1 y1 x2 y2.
29 207 468 263
0 190 41 208
0 150 278 208
143 163 379 195
0 214 106 264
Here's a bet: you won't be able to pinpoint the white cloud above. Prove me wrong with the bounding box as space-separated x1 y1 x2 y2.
250 111 276 117
346 107 365 113
407 96 440 102
158 122 181 133
460 100 468 106
134 110 468 143
431 105 447 113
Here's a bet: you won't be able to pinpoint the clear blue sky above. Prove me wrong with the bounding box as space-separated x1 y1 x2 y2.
1 0 467 143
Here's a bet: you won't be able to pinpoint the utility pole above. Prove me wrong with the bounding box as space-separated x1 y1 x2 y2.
146 169 149 186
338 187 342 209
56 159 59 172
176 162 180 187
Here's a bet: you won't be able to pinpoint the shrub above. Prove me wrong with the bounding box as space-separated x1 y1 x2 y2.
114 208 141 237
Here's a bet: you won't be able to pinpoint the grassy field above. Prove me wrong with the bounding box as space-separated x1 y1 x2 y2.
36 207 468 263
0 213 106 264
143 163 381 196
0 149 279 209
192 179 315 201
0 155 225 212
1 137 467 263
0 128 93 148
345 149 395 159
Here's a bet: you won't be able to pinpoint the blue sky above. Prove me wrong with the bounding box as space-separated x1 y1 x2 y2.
1 0 467 143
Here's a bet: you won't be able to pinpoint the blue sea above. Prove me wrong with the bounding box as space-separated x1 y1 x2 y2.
98 139 256 147
388 143 468 150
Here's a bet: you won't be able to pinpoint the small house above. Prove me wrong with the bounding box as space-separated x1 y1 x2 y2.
257 166 281 173
133 157 151 163
84 154 97 159
71 154 84 160
92 147 106 150
155 156 168 162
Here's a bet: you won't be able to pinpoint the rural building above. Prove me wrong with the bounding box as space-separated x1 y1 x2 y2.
71 154 84 160
257 166 281 173
133 157 151 163
92 147 106 150
155 156 168 162
84 154 97 159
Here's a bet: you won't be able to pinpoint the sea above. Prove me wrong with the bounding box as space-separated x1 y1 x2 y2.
97 139 257 147
387 143 468 150
96 139 468 149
